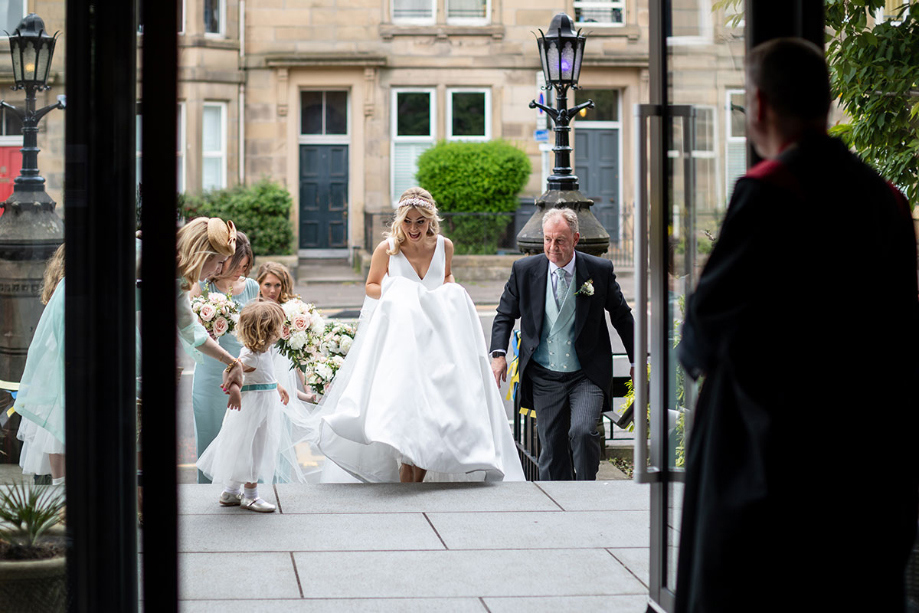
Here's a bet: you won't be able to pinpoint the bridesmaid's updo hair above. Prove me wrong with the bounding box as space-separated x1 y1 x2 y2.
385 187 442 255
236 299 286 353
176 217 237 290
256 261 296 304
208 231 253 283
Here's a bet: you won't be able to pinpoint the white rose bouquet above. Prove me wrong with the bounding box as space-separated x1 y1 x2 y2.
276 298 326 372
190 288 239 339
319 321 357 357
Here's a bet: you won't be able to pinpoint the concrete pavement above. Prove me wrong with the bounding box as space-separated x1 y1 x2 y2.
175 480 651 610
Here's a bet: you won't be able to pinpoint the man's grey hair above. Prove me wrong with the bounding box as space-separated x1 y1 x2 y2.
542 207 579 235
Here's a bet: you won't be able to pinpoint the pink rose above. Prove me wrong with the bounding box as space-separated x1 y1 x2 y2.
281 325 291 340
292 313 310 331
199 303 216 322
213 316 229 337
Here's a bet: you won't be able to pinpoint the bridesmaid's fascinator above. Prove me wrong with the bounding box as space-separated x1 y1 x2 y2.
207 218 238 256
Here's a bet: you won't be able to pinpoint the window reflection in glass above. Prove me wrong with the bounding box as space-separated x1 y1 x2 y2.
450 92 485 138
575 89 619 122
301 92 323 135
204 0 221 34
396 92 431 136
325 92 347 135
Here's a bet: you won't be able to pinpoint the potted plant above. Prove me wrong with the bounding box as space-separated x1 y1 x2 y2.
0 481 67 612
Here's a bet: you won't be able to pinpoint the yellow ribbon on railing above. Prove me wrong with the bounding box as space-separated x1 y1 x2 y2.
1 379 19 418
505 330 521 402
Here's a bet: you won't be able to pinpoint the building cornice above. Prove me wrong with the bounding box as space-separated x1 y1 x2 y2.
584 54 650 68
264 54 388 69
378 24 505 40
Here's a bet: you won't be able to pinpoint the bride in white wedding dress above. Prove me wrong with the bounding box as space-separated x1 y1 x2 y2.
299 187 525 483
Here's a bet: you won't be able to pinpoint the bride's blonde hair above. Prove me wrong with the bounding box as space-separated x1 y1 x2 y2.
385 187 441 255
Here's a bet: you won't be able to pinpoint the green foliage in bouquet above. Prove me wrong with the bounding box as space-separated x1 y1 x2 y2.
181 178 295 255
416 140 531 254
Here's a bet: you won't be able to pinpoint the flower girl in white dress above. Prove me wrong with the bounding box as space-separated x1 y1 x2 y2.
196 300 291 513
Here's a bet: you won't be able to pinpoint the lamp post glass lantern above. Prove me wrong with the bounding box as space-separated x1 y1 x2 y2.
0 12 65 385
517 12 609 255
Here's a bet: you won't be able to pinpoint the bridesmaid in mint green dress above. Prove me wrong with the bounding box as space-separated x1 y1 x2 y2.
190 232 258 483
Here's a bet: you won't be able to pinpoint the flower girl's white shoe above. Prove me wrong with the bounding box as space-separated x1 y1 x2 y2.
241 497 276 513
218 491 243 506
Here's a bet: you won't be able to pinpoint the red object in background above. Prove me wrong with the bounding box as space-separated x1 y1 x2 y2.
0 146 23 218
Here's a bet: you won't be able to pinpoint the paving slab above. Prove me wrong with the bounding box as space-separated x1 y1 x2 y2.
483 594 649 613
180 598 487 612
275 482 560 514
608 548 651 588
292 549 645 599
179 552 301 600
427 510 649 549
536 480 649 511
179 513 444 553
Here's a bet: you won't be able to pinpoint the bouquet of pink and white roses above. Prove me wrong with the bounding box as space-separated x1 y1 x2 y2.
190 288 239 338
276 298 326 371
303 353 346 396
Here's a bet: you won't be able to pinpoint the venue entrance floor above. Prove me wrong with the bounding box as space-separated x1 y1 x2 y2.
176 480 651 611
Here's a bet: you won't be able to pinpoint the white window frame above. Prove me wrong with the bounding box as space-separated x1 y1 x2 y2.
666 0 714 46
0 1 28 40
391 87 436 206
0 100 23 146
447 88 491 141
299 90 350 145
179 0 187 35
446 0 491 26
204 0 226 37
392 0 437 25
202 101 227 191
177 102 186 193
573 1 626 28
725 89 746 198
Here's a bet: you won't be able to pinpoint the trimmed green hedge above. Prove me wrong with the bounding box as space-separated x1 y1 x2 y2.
416 140 530 254
180 178 295 256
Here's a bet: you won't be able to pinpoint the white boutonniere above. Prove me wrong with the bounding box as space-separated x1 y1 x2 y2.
575 279 595 297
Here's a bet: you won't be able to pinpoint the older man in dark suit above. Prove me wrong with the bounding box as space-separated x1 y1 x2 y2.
490 207 634 481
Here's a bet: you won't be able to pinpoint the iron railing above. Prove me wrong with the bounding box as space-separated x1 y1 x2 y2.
512 351 632 480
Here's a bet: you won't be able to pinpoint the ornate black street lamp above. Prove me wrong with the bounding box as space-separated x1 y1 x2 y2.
0 13 65 385
517 12 610 255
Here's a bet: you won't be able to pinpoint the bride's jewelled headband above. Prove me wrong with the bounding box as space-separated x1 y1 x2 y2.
398 196 435 211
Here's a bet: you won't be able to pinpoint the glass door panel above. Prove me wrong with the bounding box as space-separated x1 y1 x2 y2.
638 1 745 610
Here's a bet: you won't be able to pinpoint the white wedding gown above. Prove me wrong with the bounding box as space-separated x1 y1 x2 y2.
300 235 524 483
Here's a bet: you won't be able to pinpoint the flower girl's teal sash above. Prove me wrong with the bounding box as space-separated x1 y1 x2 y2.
240 383 277 392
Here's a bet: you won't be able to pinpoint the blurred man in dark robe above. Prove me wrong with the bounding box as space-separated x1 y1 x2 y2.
676 38 919 612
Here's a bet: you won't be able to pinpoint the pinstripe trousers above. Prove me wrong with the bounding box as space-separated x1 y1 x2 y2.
527 362 605 481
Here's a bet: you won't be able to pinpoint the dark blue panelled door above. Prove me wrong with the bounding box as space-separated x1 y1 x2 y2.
299 145 348 249
575 128 620 242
